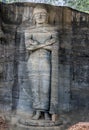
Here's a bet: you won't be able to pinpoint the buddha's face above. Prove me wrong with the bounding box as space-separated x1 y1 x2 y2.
33 8 48 25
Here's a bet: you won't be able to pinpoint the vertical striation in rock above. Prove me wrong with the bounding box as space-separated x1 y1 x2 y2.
0 2 89 119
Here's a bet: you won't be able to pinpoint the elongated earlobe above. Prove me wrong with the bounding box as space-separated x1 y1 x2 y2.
32 16 36 25
46 14 49 24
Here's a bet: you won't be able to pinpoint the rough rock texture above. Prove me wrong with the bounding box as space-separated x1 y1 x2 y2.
0 117 8 130
68 122 89 130
0 2 89 129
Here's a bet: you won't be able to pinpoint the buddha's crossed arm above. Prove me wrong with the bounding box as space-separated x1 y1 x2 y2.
25 32 58 51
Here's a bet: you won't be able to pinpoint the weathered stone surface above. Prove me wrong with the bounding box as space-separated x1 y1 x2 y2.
0 116 8 130
68 122 89 130
19 118 62 127
0 1 89 129
10 125 64 130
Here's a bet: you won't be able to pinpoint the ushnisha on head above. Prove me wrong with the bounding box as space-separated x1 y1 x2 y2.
33 5 48 25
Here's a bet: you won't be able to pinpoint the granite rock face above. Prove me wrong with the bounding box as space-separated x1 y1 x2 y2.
0 2 89 118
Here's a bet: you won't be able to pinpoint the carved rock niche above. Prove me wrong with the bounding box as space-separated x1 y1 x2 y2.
0 2 89 130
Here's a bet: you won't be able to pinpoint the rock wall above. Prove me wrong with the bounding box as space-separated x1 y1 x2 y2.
0 2 89 116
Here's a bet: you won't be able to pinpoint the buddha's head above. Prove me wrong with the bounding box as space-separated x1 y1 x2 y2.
33 5 48 25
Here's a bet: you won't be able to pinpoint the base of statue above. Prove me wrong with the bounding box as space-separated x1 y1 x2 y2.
10 114 63 129
10 124 64 130
18 118 62 127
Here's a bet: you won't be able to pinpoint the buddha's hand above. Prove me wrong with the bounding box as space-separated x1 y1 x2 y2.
43 45 52 51
45 38 56 45
29 40 38 46
30 41 38 46
26 40 38 48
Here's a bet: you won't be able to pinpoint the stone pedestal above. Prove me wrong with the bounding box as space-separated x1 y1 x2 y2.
10 125 64 130
19 119 62 127
10 115 63 130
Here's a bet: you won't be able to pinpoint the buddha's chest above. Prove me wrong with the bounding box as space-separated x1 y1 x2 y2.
32 32 52 44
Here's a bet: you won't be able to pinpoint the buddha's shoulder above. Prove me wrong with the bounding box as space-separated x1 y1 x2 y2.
24 24 59 33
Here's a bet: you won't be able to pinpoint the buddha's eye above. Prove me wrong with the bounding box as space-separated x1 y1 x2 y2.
34 12 47 18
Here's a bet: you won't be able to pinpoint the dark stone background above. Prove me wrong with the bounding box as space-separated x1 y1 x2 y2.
0 2 89 116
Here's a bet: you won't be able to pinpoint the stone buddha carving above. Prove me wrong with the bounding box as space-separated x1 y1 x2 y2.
25 5 59 121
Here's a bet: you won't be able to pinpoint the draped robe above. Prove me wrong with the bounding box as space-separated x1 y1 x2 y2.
25 25 59 114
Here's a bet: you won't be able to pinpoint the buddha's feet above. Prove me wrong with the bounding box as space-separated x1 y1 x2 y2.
32 111 41 120
45 113 51 120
